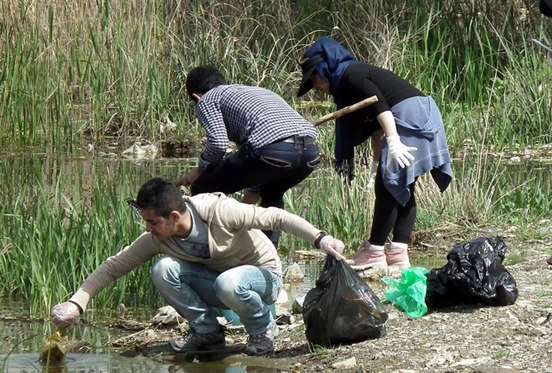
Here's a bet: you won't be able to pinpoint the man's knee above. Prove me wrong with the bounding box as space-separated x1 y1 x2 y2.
213 274 240 304
151 256 179 287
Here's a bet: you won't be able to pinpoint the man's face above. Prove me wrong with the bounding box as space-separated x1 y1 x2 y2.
140 208 176 240
311 74 330 94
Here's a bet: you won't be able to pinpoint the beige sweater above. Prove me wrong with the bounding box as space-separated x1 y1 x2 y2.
70 192 322 311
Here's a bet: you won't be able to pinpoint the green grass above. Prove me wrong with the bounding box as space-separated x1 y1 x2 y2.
0 1 549 150
0 151 549 316
0 0 550 317
308 344 331 355
492 349 510 360
504 252 527 266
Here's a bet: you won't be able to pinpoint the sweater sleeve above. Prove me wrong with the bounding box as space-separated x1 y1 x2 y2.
69 232 160 311
218 197 322 245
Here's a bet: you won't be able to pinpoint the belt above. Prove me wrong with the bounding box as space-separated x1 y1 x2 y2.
281 135 316 145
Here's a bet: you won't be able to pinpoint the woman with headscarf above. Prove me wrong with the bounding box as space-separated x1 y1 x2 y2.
298 37 453 270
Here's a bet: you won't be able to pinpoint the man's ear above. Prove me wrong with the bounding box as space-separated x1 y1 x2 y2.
169 210 182 222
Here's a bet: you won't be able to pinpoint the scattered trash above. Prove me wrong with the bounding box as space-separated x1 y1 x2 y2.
303 256 388 347
160 116 177 134
122 142 158 159
383 267 429 318
40 327 68 363
151 305 185 327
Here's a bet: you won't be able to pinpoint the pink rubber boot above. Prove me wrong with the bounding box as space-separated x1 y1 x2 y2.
346 241 387 270
386 242 411 268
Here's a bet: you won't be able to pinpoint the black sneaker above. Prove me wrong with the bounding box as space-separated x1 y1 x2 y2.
245 323 277 356
170 328 225 352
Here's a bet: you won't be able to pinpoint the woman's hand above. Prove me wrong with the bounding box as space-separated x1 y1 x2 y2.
386 135 417 169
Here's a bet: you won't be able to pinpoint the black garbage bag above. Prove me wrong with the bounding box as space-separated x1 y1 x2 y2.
303 256 388 347
425 236 518 309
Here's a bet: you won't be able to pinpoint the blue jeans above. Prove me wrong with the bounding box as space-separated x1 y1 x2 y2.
151 256 283 335
190 138 320 246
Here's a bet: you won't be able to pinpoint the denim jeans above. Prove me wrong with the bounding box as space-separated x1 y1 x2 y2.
191 139 320 247
151 256 283 336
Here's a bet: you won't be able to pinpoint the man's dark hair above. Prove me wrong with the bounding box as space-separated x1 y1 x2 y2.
185 65 227 98
135 178 186 217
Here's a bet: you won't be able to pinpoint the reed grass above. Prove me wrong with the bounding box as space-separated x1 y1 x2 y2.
0 1 549 150
0 158 169 316
0 152 549 316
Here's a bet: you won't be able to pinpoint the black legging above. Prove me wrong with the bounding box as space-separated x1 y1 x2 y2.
369 169 417 246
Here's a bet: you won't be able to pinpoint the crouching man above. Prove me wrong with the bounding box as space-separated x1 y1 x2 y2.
50 177 345 356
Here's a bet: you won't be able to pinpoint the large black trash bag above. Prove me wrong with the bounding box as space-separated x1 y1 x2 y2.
302 256 388 347
425 236 518 309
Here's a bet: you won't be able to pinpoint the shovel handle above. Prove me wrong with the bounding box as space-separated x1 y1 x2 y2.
313 95 378 126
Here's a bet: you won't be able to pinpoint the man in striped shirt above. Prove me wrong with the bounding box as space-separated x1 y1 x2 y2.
175 66 320 247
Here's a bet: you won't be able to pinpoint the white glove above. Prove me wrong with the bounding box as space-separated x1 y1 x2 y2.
368 160 378 187
386 134 417 169
318 235 346 260
51 301 81 327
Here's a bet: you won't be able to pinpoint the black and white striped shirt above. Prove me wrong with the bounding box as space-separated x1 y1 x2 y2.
195 85 317 168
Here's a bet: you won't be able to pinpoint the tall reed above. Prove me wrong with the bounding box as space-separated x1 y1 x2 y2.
1 153 549 316
0 158 165 316
0 1 549 150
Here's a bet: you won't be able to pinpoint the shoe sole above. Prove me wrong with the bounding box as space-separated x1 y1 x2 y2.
170 341 225 353
245 347 274 356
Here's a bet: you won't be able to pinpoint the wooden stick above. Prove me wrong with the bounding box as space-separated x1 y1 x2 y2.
312 95 378 126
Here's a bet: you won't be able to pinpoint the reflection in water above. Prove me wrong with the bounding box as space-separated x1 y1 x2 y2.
1 352 293 373
2 351 287 372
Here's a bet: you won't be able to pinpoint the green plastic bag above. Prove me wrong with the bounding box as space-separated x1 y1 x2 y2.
383 267 429 318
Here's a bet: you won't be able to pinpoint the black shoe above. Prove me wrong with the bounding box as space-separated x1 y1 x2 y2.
245 323 277 356
170 328 225 352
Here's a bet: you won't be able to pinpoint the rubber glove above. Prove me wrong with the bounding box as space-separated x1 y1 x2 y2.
386 134 417 169
51 301 81 328
318 235 346 260
368 160 378 187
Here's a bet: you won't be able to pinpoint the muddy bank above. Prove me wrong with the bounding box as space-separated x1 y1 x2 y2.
95 234 552 372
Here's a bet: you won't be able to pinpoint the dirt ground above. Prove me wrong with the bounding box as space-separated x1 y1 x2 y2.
101 228 552 373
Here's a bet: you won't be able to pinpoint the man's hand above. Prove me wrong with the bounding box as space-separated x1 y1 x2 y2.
319 235 346 260
51 301 81 328
386 134 417 169
174 167 205 187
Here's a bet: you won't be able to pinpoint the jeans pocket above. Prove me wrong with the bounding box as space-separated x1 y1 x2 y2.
260 156 292 168
307 156 321 169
